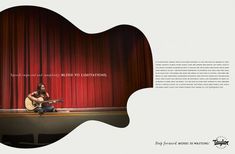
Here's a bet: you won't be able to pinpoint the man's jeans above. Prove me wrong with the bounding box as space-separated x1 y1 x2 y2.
34 105 55 113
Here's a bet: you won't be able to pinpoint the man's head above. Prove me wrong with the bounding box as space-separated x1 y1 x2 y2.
37 83 46 93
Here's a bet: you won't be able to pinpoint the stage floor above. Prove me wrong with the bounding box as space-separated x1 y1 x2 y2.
0 109 129 148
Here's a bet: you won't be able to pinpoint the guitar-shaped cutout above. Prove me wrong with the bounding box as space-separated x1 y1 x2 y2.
0 6 153 148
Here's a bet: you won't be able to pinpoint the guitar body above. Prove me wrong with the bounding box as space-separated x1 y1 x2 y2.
25 97 63 111
25 97 44 111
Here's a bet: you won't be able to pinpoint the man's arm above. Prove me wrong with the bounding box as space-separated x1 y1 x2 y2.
46 92 56 103
44 92 50 100
46 92 50 99
28 91 39 102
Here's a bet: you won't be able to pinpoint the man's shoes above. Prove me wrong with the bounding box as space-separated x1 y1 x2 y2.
38 108 44 115
38 111 44 115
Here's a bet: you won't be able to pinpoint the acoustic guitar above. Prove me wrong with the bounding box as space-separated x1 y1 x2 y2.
25 97 63 111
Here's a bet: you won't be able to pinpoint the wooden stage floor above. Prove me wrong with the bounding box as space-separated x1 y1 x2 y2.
0 109 129 148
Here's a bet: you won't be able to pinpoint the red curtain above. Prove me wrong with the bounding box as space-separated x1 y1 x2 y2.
0 6 153 109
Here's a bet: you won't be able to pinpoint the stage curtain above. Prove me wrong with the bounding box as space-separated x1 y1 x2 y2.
0 6 153 109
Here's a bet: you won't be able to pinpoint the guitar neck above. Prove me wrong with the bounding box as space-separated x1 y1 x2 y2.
37 99 63 103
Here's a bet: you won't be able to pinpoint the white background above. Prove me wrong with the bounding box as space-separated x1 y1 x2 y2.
0 0 234 153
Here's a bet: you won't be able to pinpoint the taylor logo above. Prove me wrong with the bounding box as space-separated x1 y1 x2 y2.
213 136 229 149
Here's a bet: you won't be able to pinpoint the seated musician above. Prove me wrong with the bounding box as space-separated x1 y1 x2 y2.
28 83 57 113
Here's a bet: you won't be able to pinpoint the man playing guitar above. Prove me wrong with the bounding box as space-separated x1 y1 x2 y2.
27 83 57 114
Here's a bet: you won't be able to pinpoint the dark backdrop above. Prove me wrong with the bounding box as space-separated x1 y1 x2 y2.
0 6 153 109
